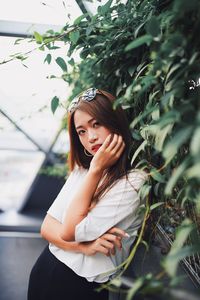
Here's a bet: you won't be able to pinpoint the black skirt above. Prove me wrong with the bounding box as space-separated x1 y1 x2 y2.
28 245 109 300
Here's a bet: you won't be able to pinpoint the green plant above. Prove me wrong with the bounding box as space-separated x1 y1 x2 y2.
40 163 68 178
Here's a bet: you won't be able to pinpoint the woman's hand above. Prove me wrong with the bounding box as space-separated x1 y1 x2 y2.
79 227 128 256
89 134 125 173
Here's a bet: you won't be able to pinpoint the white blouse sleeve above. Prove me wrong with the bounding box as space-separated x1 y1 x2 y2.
75 171 147 242
47 169 78 222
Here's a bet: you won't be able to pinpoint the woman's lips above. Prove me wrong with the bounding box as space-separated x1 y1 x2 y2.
92 144 102 152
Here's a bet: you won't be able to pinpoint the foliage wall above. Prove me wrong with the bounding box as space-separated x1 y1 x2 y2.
5 0 200 298
44 0 200 298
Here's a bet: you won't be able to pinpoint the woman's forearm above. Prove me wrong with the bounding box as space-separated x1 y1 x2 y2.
41 214 82 252
41 214 125 257
60 168 103 241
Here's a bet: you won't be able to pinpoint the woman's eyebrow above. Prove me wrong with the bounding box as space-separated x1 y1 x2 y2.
75 118 95 130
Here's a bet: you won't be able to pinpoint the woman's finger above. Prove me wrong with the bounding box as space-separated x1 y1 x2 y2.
96 245 110 256
108 227 130 238
111 138 125 156
100 134 113 150
106 134 119 151
99 239 115 251
101 233 122 250
108 136 125 157
115 141 125 158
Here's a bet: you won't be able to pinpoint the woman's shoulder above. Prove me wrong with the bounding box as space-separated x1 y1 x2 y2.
105 169 148 197
68 166 88 179
127 168 148 180
72 165 88 173
125 168 148 190
112 169 147 187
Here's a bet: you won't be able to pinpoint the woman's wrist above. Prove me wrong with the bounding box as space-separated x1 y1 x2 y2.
74 242 86 254
62 241 85 253
88 166 104 177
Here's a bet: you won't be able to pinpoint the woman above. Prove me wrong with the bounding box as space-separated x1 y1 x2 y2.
28 88 147 300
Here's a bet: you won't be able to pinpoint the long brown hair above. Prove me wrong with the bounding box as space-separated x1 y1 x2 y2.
67 89 133 204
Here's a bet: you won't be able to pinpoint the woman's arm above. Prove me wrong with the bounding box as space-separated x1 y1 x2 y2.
75 171 147 242
41 214 126 255
60 134 125 241
60 168 103 241
41 213 82 252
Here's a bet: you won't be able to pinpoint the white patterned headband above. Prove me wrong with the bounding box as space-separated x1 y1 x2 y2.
68 88 105 112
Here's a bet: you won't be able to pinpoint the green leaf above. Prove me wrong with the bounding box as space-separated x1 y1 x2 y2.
146 16 160 37
151 107 160 121
69 30 80 44
80 48 89 59
44 54 52 64
134 22 146 38
98 0 113 15
164 157 190 195
125 35 152 52
51 96 59 114
150 168 166 183
153 183 160 197
48 75 56 79
140 239 149 251
15 55 27 61
14 38 24 45
142 280 164 294
68 58 75 66
73 14 87 25
86 26 93 36
162 219 196 277
131 140 147 165
128 66 136 77
185 163 200 179
33 31 43 44
130 105 158 129
154 110 180 129
138 184 151 201
39 45 45 51
137 204 146 217
110 277 121 288
190 127 200 156
163 126 193 161
55 57 68 72
154 124 173 152
150 202 164 211
48 46 60 50
127 277 144 300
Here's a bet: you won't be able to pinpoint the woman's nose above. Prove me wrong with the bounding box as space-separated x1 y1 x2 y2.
88 132 98 142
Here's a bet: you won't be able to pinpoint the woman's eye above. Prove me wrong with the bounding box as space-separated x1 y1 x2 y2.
93 122 100 128
77 130 85 136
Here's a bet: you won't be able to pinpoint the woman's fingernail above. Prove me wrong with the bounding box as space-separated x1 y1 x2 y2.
125 233 130 237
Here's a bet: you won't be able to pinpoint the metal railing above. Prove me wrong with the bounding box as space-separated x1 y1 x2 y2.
156 202 200 288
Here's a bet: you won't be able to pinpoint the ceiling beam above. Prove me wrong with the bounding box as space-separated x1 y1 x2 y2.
0 20 62 38
75 0 91 21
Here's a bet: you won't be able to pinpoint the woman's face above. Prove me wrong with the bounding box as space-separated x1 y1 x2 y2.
73 110 112 155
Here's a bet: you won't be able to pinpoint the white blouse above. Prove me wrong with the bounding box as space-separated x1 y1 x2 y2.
47 167 147 282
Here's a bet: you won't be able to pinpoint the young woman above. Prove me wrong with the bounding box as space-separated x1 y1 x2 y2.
28 88 147 300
